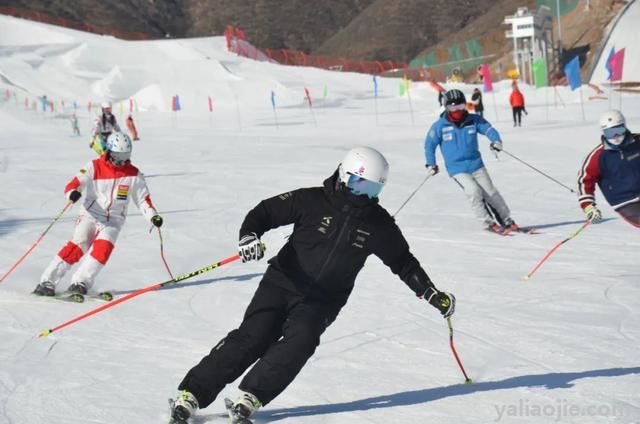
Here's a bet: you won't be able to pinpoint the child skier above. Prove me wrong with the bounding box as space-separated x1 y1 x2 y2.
89 102 121 154
33 132 163 297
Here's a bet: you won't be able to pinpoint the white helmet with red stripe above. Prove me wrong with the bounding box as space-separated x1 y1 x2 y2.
338 146 389 199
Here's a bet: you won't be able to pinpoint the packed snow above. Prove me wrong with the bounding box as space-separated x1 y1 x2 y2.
0 13 639 424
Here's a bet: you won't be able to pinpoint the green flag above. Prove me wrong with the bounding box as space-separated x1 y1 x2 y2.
399 81 405 96
323 85 328 98
533 59 548 88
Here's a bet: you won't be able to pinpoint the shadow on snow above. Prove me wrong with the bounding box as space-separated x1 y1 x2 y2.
259 367 640 421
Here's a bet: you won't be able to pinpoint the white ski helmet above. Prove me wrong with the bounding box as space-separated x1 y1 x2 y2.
599 110 628 146
106 132 132 165
101 102 112 112
338 146 389 199
599 110 625 130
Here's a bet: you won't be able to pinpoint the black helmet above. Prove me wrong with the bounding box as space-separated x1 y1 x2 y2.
443 89 466 106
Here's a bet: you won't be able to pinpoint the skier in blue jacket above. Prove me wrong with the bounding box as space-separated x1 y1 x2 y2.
424 89 518 233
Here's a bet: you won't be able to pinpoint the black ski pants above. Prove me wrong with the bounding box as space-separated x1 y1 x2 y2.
512 107 524 125
617 201 640 228
178 277 344 407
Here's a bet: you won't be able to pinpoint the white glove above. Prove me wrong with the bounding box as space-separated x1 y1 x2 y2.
239 233 264 263
490 142 503 152
584 204 602 223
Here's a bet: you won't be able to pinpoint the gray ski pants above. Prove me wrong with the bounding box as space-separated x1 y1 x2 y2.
453 167 511 227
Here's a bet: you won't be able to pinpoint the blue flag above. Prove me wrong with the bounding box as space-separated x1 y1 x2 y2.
270 90 276 109
175 95 181 111
564 56 582 91
373 75 378 97
605 47 615 80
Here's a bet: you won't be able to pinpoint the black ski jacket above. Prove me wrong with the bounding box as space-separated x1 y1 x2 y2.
239 171 435 302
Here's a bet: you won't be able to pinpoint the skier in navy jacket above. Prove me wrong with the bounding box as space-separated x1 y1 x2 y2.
424 89 518 233
578 110 640 227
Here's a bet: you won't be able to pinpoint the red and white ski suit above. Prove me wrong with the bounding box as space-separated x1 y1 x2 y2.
41 154 157 289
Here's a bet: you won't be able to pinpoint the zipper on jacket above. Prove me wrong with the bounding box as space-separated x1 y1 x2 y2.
316 214 351 281
106 179 117 222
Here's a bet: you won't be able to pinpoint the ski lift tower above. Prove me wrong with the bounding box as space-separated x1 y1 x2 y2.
504 6 555 85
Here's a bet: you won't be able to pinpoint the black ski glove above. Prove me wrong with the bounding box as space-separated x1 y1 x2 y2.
151 215 163 227
424 287 456 318
68 190 82 203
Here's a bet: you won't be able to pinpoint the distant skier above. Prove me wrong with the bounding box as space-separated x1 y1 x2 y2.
33 132 163 297
470 88 484 117
509 86 526 127
424 89 518 233
169 147 456 423
577 110 640 227
90 102 121 154
70 113 80 136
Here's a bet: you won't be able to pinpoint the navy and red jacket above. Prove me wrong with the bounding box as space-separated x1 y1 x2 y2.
577 133 640 210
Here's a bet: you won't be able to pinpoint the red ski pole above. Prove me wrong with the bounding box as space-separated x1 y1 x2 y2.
523 220 590 281
39 253 240 337
0 202 73 284
447 318 472 384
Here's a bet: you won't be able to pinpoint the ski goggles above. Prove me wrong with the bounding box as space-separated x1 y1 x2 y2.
446 103 466 112
108 151 131 166
603 125 627 145
346 174 384 199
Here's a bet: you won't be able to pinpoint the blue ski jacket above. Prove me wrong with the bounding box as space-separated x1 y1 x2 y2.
424 113 501 176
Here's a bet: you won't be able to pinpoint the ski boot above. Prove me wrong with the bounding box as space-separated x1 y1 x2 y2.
170 390 199 423
67 282 88 295
485 222 503 234
33 281 55 297
225 391 261 423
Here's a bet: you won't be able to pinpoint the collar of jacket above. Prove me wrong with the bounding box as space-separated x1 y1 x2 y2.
441 111 470 128
601 131 636 151
323 169 378 216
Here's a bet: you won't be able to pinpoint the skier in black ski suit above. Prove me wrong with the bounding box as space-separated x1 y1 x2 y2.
170 147 456 423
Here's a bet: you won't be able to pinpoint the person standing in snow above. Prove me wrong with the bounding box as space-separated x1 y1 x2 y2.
577 110 640 228
90 102 121 154
509 86 525 127
424 89 518 233
470 88 484 117
70 113 80 136
33 132 163 297
170 147 456 423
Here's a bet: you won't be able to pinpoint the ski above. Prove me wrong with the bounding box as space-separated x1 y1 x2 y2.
44 291 113 304
224 398 253 424
502 226 539 236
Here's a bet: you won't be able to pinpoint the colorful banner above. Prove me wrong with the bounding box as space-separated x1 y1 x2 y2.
373 75 378 97
532 59 548 88
208 96 214 112
564 56 582 91
609 48 625 82
479 64 493 92
604 47 615 80
270 91 275 109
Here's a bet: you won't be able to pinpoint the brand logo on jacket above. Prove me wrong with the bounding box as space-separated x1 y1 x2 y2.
116 184 129 200
318 216 333 234
352 228 370 248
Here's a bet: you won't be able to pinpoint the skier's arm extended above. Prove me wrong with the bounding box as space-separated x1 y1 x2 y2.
239 189 303 239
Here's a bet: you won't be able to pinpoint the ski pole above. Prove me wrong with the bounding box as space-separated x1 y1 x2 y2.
523 220 590 281
39 253 241 337
447 318 472 384
392 172 434 217
0 202 73 284
500 149 576 193
156 227 175 280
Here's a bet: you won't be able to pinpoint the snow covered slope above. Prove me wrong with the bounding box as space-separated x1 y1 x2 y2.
1 14 639 424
